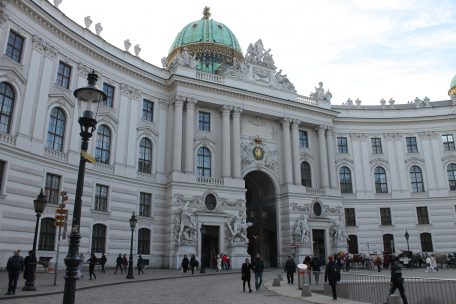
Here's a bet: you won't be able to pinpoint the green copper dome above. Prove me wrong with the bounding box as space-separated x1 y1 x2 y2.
449 74 456 96
167 7 243 74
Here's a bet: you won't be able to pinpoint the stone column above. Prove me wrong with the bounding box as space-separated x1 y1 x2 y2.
291 119 301 185
281 118 293 184
172 97 184 172
430 134 446 189
326 127 337 188
317 125 329 188
157 99 168 173
184 98 196 173
385 134 400 192
232 107 243 178
420 132 437 190
221 105 232 177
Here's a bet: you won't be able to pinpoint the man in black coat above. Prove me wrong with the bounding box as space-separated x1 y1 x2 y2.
241 257 253 293
251 253 264 291
5 249 24 295
324 255 341 300
284 255 296 284
389 258 408 304
114 253 123 274
23 250 37 289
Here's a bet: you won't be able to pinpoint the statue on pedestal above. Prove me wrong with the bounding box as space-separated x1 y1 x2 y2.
226 210 252 245
293 215 311 246
175 201 197 244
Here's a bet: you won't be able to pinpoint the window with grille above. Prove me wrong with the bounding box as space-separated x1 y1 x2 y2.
38 218 56 251
300 161 312 187
94 184 108 212
371 137 383 154
0 82 15 134
448 163 456 191
416 206 429 225
142 99 154 122
347 235 358 254
344 208 356 226
138 228 150 254
45 173 60 205
337 137 348 153
102 83 114 108
406 137 418 153
91 224 106 253
420 233 433 252
6 31 24 62
139 192 151 217
198 111 210 131
56 62 71 89
138 138 152 174
374 167 388 193
299 130 308 148
46 107 66 152
410 165 425 192
380 208 392 226
339 166 353 193
95 125 111 164
442 134 456 151
196 147 211 177
383 234 394 254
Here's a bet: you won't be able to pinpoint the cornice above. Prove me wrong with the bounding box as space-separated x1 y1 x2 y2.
335 115 456 126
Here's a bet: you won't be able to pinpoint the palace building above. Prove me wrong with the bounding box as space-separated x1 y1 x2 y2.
0 0 455 268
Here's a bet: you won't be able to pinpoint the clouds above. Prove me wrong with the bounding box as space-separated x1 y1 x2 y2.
57 0 455 104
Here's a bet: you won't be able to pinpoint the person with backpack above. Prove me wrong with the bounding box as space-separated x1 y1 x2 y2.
324 255 341 300
5 249 24 296
389 258 408 304
114 253 123 274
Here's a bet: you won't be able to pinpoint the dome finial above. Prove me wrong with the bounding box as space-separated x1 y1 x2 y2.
202 6 211 19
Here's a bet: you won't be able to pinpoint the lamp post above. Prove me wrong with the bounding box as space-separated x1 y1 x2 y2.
404 230 410 252
63 71 106 304
126 212 137 279
200 224 206 273
23 189 47 291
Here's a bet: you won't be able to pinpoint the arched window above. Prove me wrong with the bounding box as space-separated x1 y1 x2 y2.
410 165 425 192
374 166 388 193
196 147 211 177
339 166 353 194
300 161 312 187
420 233 433 252
95 125 111 164
46 107 66 152
383 234 394 254
0 82 15 134
138 228 151 255
347 234 358 254
138 138 152 174
447 163 456 191
38 218 56 251
91 224 107 253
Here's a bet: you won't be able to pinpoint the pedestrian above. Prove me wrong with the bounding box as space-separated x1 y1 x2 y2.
122 254 128 273
216 254 222 272
100 253 107 274
241 257 253 293
227 256 231 269
284 255 296 284
252 253 264 291
222 254 228 270
78 253 84 279
431 255 439 272
114 253 122 274
303 255 312 284
324 255 341 300
87 253 97 280
374 255 382 272
311 256 321 285
23 250 37 288
345 254 351 272
5 249 24 296
137 254 144 275
181 254 189 274
389 258 408 304
189 255 197 275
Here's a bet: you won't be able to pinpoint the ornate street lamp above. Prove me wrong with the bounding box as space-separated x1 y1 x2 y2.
200 224 206 273
404 230 410 252
63 71 106 304
127 212 138 279
23 189 47 291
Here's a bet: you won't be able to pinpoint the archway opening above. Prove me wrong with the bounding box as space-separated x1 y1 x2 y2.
244 171 277 267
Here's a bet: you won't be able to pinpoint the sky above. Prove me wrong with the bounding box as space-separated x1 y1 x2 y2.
55 0 456 105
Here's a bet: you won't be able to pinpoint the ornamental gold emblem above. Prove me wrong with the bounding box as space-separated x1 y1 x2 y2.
252 137 264 160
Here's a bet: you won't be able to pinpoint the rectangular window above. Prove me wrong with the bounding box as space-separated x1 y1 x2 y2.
371 137 383 154
344 208 356 226
94 184 109 212
198 111 210 131
6 31 25 63
45 173 61 205
416 206 429 225
102 83 115 108
299 130 308 148
380 208 392 226
0 160 5 193
56 62 72 89
337 137 348 153
139 192 152 217
442 134 456 151
142 99 154 122
406 137 418 153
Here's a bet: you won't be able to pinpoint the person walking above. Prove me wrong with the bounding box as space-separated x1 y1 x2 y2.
431 255 439 272
216 254 222 272
137 254 144 275
189 255 197 275
389 258 408 304
284 255 296 285
374 255 382 272
303 255 312 284
324 255 341 300
87 253 97 280
99 253 107 274
252 253 264 292
122 254 128 273
5 249 24 296
425 254 437 272
311 256 321 285
114 253 122 274
181 254 190 274
23 250 37 289
241 257 253 293
78 253 85 279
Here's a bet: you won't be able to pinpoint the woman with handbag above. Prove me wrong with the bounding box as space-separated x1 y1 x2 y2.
241 257 253 293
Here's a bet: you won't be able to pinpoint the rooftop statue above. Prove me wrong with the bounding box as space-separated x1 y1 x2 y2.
310 82 332 102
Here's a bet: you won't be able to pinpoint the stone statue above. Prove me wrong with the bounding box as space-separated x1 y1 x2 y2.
310 82 331 101
134 44 141 56
53 0 62 8
262 49 274 67
173 47 197 69
275 69 288 84
124 39 131 52
84 16 92 29
95 23 103 36
175 201 197 244
226 210 252 244
331 216 349 244
161 57 168 69
293 215 311 245
253 39 265 62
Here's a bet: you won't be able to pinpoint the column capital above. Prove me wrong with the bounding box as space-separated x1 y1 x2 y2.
317 125 327 134
280 117 292 127
32 35 45 53
291 119 300 129
173 98 184 108
233 107 243 116
186 98 196 110
220 105 232 115
158 99 169 110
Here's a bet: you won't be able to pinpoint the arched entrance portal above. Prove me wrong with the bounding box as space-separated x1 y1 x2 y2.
244 171 277 267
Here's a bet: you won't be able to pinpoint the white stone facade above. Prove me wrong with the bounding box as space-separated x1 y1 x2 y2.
0 0 455 269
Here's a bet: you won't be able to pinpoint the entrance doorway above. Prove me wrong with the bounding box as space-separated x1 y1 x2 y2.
244 171 277 267
312 229 326 263
201 226 219 269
